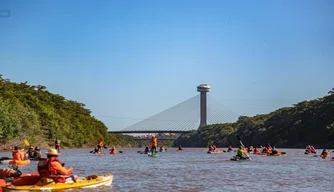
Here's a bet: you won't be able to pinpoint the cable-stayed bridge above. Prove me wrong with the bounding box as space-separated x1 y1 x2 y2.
108 84 240 134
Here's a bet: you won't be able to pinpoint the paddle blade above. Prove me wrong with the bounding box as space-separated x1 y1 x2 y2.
24 140 30 146
119 151 123 153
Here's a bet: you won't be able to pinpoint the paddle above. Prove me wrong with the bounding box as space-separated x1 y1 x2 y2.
236 135 251 160
24 140 30 147
236 135 245 149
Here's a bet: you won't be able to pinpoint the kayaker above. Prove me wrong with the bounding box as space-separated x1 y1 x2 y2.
178 145 183 151
261 146 269 153
27 146 35 158
110 147 117 154
144 146 150 154
253 147 260 154
12 146 28 161
55 138 61 153
97 138 103 153
0 167 22 178
310 145 316 153
159 146 165 152
33 146 43 159
321 149 327 156
227 146 233 152
38 149 78 183
151 136 158 154
271 146 278 154
209 145 214 152
236 146 249 159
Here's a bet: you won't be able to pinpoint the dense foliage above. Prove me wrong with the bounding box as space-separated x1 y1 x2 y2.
0 75 137 148
175 89 334 148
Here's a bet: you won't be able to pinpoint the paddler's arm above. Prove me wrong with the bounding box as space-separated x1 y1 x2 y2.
51 162 73 176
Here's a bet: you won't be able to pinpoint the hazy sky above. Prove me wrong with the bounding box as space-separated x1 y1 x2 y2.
1 0 333 131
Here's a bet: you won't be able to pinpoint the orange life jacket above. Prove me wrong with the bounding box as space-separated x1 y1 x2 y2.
38 157 66 183
98 140 103 147
12 150 22 161
151 138 157 147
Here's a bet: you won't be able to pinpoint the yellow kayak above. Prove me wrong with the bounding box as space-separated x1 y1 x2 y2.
9 159 31 166
3 173 113 191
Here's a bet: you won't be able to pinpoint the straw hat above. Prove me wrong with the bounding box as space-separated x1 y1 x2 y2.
45 149 61 156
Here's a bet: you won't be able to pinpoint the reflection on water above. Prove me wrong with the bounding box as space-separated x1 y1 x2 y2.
1 148 333 191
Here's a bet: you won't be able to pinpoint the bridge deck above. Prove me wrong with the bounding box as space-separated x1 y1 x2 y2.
108 130 192 134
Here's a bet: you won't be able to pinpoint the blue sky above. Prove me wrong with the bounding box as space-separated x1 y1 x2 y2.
1 0 333 131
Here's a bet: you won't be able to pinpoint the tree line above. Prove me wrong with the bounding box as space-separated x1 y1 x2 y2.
175 88 334 148
0 75 137 149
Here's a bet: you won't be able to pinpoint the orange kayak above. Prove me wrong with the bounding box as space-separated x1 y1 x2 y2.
254 152 268 155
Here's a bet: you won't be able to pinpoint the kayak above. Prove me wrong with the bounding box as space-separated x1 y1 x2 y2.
110 151 117 155
267 153 282 156
230 156 251 162
254 152 268 155
1 160 31 166
148 153 158 157
177 150 183 152
3 173 113 191
321 152 330 159
96 152 104 156
9 160 31 166
159 150 166 153
207 150 224 154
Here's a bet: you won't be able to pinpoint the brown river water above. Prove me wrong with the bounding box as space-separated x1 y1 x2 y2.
1 148 333 192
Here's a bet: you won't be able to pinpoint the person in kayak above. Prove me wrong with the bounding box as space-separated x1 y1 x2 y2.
321 149 327 156
97 138 104 153
310 145 316 153
159 146 165 152
110 147 117 154
236 146 249 159
253 147 260 154
151 136 158 154
55 138 61 153
33 146 43 159
38 149 78 183
271 146 279 154
227 146 233 152
178 145 183 151
27 146 35 158
144 146 150 154
261 146 270 153
12 146 28 161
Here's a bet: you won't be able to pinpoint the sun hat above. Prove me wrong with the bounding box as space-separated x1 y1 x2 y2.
45 149 61 156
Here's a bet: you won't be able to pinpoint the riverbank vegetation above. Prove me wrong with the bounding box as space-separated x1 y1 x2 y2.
0 75 137 150
175 88 334 148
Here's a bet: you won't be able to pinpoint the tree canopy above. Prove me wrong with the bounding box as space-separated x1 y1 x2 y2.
0 75 136 148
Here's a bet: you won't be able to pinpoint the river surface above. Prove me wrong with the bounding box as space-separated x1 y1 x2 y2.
1 148 333 192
